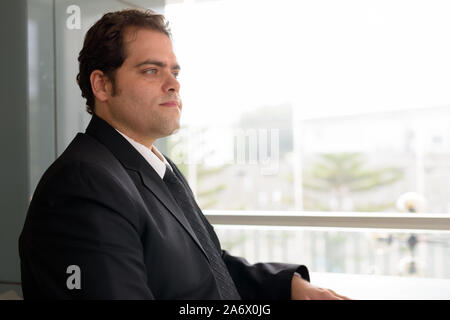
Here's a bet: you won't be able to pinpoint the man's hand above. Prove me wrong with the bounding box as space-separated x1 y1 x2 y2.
291 273 351 300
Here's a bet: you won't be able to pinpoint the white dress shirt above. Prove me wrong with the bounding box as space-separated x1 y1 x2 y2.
115 129 172 179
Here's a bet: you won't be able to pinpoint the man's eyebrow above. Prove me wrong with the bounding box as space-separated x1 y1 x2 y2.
134 59 181 70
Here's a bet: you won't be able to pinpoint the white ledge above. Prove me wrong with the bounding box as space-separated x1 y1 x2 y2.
310 272 450 300
204 210 450 231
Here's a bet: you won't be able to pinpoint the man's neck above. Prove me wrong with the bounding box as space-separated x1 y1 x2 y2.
117 128 155 150
95 111 157 150
114 127 166 163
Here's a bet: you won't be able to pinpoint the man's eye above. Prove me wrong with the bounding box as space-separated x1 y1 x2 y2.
173 72 179 79
144 69 157 75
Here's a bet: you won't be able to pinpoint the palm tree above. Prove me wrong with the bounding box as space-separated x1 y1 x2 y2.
303 152 404 211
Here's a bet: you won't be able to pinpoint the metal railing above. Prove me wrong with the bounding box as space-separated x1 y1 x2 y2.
204 210 450 231
206 210 450 279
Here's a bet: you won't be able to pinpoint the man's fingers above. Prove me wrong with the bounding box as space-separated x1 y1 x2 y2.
328 289 352 300
316 288 343 300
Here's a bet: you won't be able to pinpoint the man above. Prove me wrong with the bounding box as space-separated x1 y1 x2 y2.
19 9 349 300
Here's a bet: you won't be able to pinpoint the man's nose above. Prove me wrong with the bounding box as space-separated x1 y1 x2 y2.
163 73 180 93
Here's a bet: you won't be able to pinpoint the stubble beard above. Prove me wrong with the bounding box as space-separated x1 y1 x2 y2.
151 108 181 138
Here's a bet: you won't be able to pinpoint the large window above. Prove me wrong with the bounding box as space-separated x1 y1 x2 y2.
161 0 450 280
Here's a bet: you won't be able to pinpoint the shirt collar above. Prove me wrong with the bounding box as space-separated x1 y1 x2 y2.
115 129 172 179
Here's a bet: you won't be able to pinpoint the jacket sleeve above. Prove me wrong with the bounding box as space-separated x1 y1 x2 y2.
222 250 310 300
19 161 153 300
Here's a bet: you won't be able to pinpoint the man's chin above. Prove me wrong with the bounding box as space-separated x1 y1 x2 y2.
159 122 180 138
170 127 180 135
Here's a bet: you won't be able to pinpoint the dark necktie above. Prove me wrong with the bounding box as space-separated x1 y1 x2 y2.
163 165 241 300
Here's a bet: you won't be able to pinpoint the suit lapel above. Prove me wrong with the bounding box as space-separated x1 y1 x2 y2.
137 166 209 261
85 114 208 261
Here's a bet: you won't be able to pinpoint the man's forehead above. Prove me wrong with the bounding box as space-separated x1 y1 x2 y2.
123 26 169 42
122 27 176 63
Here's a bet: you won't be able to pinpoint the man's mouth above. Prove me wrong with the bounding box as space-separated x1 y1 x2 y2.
159 100 180 107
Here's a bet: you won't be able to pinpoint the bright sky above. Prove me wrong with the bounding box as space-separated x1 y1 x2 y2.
164 0 450 125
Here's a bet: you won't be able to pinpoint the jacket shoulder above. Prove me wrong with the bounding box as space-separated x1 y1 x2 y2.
32 133 132 200
59 133 120 166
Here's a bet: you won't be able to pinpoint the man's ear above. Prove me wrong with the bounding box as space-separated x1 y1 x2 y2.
90 70 112 102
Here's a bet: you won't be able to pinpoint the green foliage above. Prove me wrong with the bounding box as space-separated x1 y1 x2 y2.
303 152 404 211
198 164 230 178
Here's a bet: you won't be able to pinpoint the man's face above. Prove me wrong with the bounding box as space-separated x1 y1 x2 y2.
105 27 182 143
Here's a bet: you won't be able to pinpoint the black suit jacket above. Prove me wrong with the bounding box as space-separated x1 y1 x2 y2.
19 114 309 300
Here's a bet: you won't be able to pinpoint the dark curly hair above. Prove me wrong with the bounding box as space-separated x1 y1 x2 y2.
76 9 171 114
